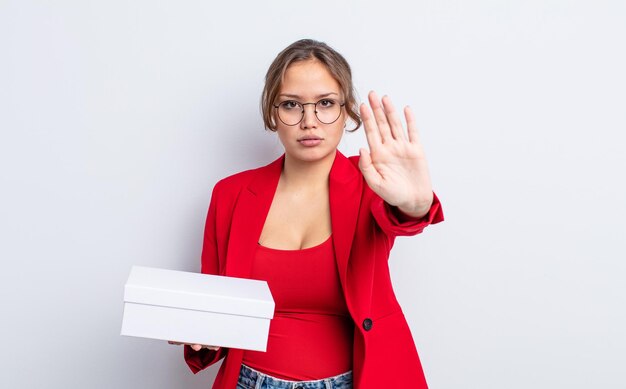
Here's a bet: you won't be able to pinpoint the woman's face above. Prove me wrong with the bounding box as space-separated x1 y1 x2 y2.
274 59 346 166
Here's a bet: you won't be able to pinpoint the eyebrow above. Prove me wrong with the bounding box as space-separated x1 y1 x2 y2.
278 92 340 99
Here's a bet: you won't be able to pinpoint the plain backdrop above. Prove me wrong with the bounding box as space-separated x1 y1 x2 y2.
1 1 625 388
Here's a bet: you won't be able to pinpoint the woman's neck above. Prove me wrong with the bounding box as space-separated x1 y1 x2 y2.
281 151 336 189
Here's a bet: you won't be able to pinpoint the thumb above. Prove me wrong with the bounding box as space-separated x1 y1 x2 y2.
359 148 381 187
358 148 372 171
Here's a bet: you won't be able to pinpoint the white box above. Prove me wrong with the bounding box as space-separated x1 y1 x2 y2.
121 266 275 351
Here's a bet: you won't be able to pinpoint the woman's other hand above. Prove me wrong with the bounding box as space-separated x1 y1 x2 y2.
359 91 434 218
167 341 220 351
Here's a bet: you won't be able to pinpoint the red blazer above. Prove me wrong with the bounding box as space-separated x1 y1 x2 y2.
184 151 443 388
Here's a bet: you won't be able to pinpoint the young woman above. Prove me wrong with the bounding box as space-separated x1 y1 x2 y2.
171 39 443 389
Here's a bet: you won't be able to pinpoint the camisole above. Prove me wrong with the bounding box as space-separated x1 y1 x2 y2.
241 235 354 380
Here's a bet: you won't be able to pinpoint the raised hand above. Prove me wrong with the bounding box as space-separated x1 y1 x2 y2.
358 91 433 218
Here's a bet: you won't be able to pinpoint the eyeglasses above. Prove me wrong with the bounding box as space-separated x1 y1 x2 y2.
273 98 345 126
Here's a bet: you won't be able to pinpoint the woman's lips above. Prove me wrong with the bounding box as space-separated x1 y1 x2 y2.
297 137 323 147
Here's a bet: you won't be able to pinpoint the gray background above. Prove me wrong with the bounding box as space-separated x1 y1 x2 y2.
1 1 625 388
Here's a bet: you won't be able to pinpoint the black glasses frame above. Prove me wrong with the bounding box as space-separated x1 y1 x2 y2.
273 99 346 126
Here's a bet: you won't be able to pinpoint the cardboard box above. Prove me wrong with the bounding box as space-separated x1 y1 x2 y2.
121 266 275 351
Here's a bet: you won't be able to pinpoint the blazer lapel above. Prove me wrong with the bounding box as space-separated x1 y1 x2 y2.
224 155 284 278
329 151 362 313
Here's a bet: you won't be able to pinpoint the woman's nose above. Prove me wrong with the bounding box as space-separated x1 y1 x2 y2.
300 104 318 129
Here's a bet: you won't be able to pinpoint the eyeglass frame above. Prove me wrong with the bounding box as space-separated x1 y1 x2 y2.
272 98 346 126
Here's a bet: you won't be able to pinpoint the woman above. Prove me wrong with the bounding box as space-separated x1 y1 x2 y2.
171 39 443 389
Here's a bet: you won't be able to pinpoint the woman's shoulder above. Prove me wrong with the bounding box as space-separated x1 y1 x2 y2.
211 170 252 196
347 154 360 167
212 155 283 194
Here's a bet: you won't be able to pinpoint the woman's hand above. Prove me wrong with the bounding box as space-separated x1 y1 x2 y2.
359 91 433 218
167 341 219 352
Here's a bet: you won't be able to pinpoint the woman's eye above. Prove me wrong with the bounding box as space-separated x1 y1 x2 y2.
318 99 335 108
281 101 300 109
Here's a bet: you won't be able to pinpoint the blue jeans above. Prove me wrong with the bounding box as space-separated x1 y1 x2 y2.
237 364 353 389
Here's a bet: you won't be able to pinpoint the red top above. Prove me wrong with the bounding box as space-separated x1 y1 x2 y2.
241 235 354 380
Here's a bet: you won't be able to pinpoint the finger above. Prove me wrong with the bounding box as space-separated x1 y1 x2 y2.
368 91 393 143
382 95 407 141
358 148 382 189
206 346 220 351
404 105 421 144
360 103 382 150
191 344 202 351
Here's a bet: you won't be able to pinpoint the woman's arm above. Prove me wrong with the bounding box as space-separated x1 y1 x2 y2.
180 183 229 373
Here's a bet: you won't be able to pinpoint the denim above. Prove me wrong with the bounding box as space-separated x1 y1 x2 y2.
237 364 352 389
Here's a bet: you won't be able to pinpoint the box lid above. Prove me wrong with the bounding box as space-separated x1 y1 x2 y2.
124 266 274 319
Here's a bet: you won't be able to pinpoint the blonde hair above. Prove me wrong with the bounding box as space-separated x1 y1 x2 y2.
261 39 361 132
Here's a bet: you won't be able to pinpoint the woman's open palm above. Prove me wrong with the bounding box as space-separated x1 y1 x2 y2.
359 91 433 218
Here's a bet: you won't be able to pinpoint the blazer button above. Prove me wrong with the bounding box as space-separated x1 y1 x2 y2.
362 318 373 331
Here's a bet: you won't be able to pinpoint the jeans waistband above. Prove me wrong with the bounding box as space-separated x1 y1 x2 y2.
238 364 353 389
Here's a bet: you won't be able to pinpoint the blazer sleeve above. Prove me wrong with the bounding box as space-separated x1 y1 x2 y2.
371 191 444 237
184 183 228 373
